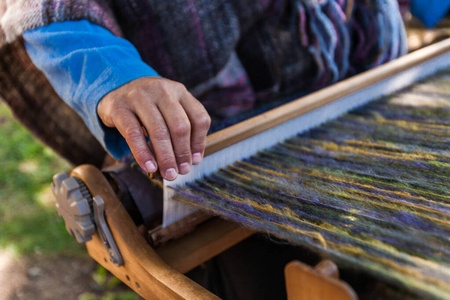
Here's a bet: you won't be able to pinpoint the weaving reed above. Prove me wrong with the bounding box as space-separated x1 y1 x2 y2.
172 70 450 299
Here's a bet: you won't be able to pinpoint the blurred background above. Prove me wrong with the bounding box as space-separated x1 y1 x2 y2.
0 101 141 299
1 5 449 300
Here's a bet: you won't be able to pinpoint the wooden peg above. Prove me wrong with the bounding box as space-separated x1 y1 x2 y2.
315 259 339 279
285 259 357 300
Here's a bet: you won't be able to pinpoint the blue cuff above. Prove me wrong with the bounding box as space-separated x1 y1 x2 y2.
411 0 450 28
23 20 160 158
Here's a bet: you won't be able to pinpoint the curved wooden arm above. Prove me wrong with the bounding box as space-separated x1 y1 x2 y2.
71 164 219 300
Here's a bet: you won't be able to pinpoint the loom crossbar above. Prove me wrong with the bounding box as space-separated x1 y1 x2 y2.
172 64 450 298
163 38 450 227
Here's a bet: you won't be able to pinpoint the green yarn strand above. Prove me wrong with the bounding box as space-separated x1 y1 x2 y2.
172 69 450 299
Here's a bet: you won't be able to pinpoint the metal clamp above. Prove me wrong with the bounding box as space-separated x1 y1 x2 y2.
52 172 123 266
92 196 123 266
52 173 95 243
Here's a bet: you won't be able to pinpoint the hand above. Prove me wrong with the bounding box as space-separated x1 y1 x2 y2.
97 77 211 181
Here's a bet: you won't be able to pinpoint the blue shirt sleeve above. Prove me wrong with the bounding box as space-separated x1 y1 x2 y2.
410 0 450 28
23 20 160 158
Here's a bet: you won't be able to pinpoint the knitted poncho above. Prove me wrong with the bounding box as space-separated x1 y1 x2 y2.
0 0 407 165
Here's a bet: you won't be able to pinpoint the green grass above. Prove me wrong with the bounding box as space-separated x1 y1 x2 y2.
0 102 85 256
0 102 141 298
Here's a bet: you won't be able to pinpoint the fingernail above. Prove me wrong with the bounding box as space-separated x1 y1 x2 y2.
165 168 178 181
145 161 157 173
193 153 203 165
179 162 191 175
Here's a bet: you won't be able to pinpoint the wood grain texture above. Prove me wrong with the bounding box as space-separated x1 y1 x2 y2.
71 164 220 300
204 38 450 156
156 217 253 274
285 260 357 300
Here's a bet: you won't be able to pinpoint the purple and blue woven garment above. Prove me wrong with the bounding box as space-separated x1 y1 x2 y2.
0 0 407 166
172 69 450 299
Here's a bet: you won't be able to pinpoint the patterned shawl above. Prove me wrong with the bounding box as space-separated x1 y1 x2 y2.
0 0 407 165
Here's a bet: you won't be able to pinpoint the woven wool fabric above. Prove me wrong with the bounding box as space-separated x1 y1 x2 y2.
172 69 450 299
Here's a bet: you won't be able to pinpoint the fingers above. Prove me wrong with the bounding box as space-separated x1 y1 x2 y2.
154 99 193 175
136 104 180 180
139 80 210 179
180 93 211 165
98 77 210 181
111 108 158 174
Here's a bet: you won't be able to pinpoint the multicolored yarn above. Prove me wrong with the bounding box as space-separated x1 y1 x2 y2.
171 70 450 299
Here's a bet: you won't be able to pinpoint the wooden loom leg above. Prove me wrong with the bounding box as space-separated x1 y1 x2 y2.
71 164 220 300
156 217 254 274
285 260 358 300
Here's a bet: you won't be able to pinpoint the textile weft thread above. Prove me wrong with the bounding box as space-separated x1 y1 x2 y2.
172 70 450 299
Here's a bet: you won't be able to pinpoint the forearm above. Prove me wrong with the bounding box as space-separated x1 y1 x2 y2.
23 19 160 158
23 19 211 180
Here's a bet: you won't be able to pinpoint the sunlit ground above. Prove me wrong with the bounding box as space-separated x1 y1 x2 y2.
0 250 25 299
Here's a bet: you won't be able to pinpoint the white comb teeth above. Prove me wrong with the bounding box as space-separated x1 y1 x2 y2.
163 40 450 228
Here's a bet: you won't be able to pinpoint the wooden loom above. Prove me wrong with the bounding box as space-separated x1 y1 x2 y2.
52 39 450 299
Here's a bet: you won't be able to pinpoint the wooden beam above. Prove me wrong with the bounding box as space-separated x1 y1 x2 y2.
71 164 220 300
157 217 253 274
204 38 450 156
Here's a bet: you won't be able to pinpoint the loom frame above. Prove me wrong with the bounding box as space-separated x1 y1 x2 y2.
71 164 357 300
61 39 450 299
163 38 450 227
